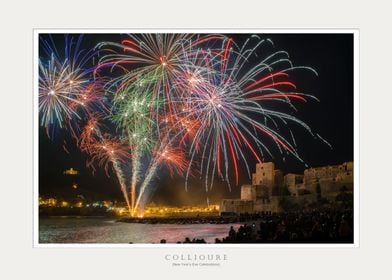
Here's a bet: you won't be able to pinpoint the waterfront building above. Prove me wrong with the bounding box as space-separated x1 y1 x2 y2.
220 161 354 215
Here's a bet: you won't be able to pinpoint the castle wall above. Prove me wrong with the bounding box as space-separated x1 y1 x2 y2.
241 184 255 201
287 193 318 205
220 199 254 214
303 161 354 193
284 173 304 196
253 196 282 213
221 161 353 215
255 185 271 202
273 169 284 195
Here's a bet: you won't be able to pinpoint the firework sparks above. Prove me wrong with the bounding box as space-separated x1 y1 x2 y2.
39 35 102 139
40 33 322 216
79 117 132 212
181 36 318 191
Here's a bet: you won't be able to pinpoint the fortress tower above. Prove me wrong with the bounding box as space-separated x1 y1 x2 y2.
252 162 275 187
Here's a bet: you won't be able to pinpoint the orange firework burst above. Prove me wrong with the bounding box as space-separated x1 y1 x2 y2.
159 111 200 143
155 146 187 177
176 114 201 146
86 135 131 176
79 115 131 176
78 113 105 152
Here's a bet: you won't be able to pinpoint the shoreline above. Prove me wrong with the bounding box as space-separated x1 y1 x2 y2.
117 216 258 224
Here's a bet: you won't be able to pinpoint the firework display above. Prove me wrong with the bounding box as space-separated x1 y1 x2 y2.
39 33 321 216
39 35 106 139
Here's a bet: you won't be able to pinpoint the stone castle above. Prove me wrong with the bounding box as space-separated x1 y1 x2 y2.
220 161 353 214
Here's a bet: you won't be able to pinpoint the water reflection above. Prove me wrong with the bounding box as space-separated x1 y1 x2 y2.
39 217 241 244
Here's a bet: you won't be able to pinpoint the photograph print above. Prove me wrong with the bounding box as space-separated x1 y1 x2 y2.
36 32 355 244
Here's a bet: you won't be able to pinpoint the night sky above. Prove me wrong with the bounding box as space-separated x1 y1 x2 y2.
39 33 353 205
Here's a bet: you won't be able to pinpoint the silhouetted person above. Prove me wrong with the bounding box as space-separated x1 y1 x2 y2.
229 226 236 239
338 218 352 241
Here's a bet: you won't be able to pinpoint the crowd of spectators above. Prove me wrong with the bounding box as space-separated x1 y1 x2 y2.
216 208 353 243
160 237 207 243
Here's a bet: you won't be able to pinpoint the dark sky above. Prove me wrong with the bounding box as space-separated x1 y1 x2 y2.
39 33 353 205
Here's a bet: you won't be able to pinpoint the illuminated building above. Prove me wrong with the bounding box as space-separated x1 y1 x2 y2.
63 168 79 175
220 161 354 214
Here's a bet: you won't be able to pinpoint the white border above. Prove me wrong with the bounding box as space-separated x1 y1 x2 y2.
33 29 359 248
